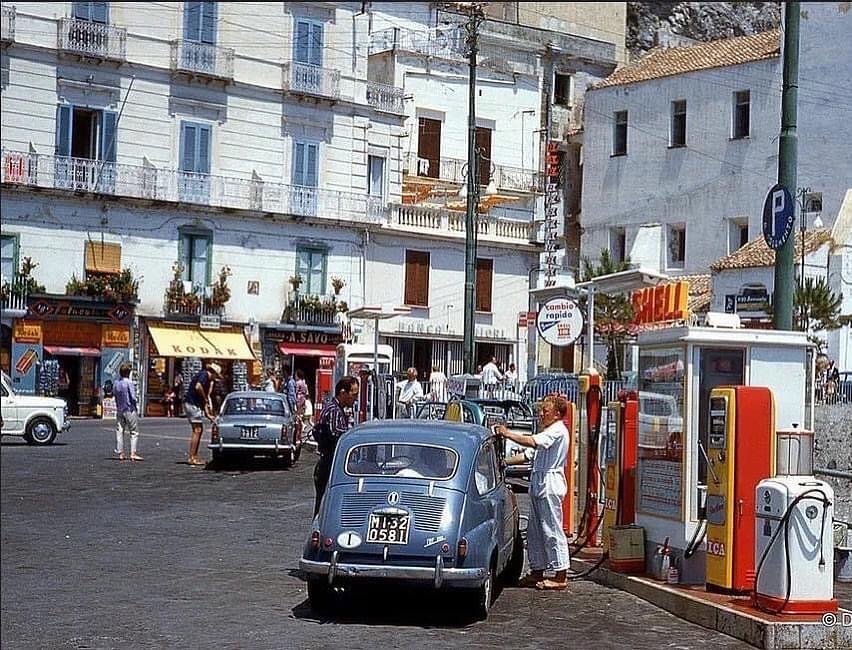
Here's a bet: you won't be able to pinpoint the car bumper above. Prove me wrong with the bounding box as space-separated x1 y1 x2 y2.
61 420 71 432
207 441 296 452
300 553 487 589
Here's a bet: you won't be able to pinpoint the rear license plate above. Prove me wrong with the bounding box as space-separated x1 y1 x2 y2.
366 513 410 545
240 427 260 440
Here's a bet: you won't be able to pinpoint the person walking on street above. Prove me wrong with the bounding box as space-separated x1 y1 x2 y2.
496 394 571 590
113 363 143 461
185 362 221 466
397 367 424 417
282 365 297 413
313 376 359 515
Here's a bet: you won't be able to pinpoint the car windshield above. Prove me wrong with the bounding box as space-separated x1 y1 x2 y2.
223 396 288 416
345 443 458 480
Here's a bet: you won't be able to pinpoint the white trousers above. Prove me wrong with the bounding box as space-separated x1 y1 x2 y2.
527 490 571 572
115 411 139 455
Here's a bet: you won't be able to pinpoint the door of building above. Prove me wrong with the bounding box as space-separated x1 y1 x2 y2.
417 117 442 179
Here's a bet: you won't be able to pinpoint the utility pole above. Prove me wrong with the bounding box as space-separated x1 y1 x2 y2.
773 2 800 330
462 4 485 374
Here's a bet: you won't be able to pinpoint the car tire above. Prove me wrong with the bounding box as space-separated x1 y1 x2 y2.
25 417 57 446
504 526 525 586
293 443 301 463
280 450 293 468
307 578 333 616
468 556 495 621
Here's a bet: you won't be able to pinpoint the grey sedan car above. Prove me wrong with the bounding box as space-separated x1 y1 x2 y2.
208 391 300 466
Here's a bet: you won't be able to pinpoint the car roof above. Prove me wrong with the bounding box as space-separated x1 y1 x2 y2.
343 419 490 450
225 391 286 401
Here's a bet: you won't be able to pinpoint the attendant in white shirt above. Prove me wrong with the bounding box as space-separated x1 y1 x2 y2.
480 356 504 397
397 367 424 417
497 394 571 590
428 365 449 402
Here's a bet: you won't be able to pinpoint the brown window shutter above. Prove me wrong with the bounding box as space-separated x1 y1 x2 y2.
476 258 492 312
475 127 492 186
405 250 430 307
417 118 442 179
84 242 122 274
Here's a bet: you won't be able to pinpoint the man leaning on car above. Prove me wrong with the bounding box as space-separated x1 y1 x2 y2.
313 376 359 515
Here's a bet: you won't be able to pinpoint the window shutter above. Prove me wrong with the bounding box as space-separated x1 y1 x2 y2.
310 23 323 66
85 242 122 274
292 142 305 185
305 143 318 187
200 1 217 45
476 258 493 312
475 128 492 186
91 2 108 24
198 125 211 174
184 2 201 41
180 123 195 172
100 110 117 162
56 105 72 157
73 2 91 21
294 21 310 63
405 251 429 307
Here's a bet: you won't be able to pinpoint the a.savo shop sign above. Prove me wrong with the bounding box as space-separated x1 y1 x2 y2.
537 298 583 346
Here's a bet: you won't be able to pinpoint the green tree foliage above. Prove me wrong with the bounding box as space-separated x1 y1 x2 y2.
794 277 841 347
581 249 635 379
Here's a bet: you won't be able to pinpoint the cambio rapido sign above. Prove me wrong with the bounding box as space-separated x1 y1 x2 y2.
537 298 583 347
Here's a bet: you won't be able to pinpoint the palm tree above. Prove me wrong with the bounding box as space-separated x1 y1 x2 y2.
794 277 841 346
580 249 635 379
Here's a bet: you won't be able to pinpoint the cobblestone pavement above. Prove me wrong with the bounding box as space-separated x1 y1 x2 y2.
1 419 751 649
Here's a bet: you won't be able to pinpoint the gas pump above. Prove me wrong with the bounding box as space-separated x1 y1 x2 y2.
602 392 639 546
704 386 775 593
575 370 603 547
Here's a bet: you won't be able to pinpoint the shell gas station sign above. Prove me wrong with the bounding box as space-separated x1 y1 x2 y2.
631 280 689 325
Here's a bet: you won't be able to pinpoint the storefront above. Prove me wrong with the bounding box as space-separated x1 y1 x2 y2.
9 295 134 415
140 320 259 416
260 326 343 405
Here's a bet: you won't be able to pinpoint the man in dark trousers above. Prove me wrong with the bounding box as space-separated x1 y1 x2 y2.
313 375 359 515
185 362 221 466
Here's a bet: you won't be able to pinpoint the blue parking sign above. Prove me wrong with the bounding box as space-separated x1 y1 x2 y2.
762 184 795 250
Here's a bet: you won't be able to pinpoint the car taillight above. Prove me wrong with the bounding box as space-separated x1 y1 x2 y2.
310 530 321 550
457 538 468 559
211 423 219 442
280 423 290 442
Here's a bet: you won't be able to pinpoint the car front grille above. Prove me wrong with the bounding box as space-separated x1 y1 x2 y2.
339 491 447 533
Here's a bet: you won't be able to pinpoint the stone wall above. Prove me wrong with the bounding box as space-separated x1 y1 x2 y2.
815 404 852 522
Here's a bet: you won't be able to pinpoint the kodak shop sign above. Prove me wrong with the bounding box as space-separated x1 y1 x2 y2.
631 281 689 325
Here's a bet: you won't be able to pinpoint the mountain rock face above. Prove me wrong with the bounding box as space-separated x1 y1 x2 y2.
627 2 781 55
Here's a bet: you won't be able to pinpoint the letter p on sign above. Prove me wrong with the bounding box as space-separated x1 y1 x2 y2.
762 183 794 250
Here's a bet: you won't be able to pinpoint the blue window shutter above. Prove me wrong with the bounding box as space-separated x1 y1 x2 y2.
56 105 72 157
178 234 189 280
73 2 91 21
306 144 318 187
201 2 217 45
184 2 201 41
292 142 305 185
198 126 211 174
100 110 117 162
180 123 196 172
294 21 310 63
310 23 323 66
92 2 108 24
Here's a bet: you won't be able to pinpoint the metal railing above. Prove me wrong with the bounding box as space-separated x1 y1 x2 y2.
282 62 340 100
403 152 542 193
2 150 386 225
0 276 28 314
58 17 126 60
164 286 226 318
389 204 533 242
1 5 15 44
369 26 465 59
171 40 234 81
281 293 342 327
366 81 405 114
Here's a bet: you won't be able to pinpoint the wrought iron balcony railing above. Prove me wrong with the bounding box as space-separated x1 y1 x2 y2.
171 40 234 81
1 150 386 225
164 284 226 318
58 17 126 61
369 26 465 59
366 81 405 114
281 293 343 328
1 5 15 44
0 276 28 315
403 152 542 193
389 204 535 243
282 62 340 100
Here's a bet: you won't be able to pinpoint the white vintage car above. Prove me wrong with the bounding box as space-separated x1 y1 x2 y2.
1 371 69 445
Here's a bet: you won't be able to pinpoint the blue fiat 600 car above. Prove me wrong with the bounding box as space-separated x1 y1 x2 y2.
299 420 523 619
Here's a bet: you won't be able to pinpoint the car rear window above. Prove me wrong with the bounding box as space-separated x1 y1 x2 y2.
223 397 288 416
345 443 458 480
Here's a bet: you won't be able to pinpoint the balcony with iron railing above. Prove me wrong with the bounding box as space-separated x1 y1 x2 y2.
369 26 465 60
282 62 340 101
171 40 234 81
58 17 126 61
281 293 344 329
403 152 542 193
1 5 15 45
163 284 227 319
0 276 28 317
366 81 405 114
1 150 386 225
388 204 536 244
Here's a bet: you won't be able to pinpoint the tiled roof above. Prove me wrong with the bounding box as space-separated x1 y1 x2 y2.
680 273 712 313
591 29 780 90
711 229 832 272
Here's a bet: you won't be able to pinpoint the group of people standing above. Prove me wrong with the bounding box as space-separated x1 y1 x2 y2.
262 365 313 432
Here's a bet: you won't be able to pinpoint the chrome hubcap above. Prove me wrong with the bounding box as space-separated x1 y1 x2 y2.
32 423 51 441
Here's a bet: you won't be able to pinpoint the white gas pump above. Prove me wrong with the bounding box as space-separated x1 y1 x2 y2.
753 428 837 614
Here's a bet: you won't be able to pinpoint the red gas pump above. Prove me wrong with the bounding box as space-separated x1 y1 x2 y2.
562 401 577 535
577 372 603 546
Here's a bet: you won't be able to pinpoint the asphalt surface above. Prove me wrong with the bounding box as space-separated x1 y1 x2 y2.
1 418 751 649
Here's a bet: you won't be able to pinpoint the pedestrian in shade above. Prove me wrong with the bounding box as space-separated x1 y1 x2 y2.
113 363 143 461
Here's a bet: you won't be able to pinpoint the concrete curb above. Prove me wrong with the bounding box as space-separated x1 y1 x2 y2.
572 558 852 649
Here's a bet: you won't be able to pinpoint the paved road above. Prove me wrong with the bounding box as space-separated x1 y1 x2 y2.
1 419 750 649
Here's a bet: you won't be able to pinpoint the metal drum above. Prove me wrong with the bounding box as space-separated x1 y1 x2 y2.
775 428 814 476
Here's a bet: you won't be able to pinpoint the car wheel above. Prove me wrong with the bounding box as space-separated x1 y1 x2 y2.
504 526 525 586
280 450 293 468
307 577 333 616
26 417 57 446
293 443 301 463
469 556 495 621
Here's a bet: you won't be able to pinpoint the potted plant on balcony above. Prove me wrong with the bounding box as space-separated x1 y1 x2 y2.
65 268 141 303
331 276 345 296
206 266 232 312
1 257 46 302
164 261 188 312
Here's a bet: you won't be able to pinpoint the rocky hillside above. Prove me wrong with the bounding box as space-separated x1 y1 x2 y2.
627 2 781 55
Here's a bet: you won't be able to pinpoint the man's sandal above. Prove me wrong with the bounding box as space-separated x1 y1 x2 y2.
517 574 544 588
535 579 569 591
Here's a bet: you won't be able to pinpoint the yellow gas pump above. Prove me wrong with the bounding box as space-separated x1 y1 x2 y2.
705 386 775 593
